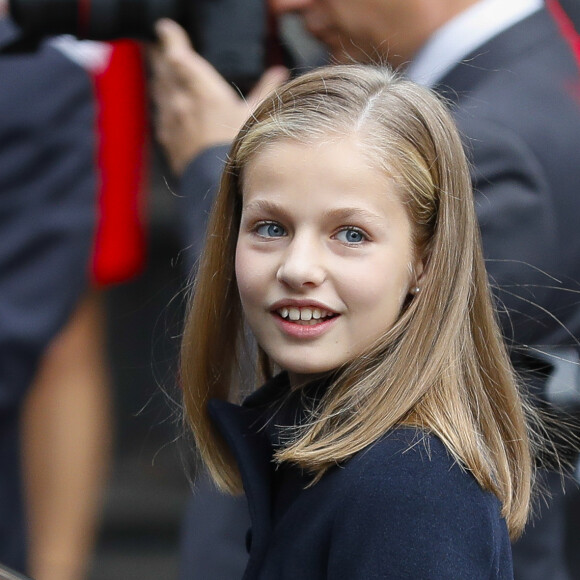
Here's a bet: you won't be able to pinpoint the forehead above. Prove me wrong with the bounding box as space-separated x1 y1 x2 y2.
244 135 383 183
240 136 407 216
242 133 402 194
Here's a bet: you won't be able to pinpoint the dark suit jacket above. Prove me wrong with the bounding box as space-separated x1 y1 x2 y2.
0 19 97 571
209 373 513 579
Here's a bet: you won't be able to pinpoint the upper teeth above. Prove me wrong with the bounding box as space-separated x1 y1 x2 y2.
278 307 332 321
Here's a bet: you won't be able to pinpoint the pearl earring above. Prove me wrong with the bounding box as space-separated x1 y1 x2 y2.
411 286 420 295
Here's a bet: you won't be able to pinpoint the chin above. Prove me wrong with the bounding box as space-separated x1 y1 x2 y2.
277 360 341 382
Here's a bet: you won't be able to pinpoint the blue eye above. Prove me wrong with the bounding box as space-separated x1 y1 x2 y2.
336 228 366 244
256 222 286 238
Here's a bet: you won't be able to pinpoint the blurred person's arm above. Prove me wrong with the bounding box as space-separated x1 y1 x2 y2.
22 292 112 580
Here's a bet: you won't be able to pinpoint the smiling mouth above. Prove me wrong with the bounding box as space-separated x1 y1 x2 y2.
276 307 337 326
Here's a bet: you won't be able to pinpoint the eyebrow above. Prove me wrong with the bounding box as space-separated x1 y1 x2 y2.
242 199 385 224
242 199 285 216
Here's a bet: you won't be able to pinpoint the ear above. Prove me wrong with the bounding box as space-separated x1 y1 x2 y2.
409 255 426 296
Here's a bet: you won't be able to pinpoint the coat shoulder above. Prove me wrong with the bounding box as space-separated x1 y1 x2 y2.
322 428 512 578
343 428 471 484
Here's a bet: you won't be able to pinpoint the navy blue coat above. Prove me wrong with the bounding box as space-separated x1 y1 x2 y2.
209 373 513 579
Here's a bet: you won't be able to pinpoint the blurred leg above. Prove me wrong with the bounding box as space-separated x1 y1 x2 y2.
21 292 112 580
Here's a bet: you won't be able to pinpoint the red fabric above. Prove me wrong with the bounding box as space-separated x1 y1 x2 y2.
91 40 148 286
547 0 580 67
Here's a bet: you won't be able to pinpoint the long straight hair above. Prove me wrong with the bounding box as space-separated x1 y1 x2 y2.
180 64 534 538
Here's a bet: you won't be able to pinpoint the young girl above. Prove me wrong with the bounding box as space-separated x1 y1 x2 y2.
180 64 534 578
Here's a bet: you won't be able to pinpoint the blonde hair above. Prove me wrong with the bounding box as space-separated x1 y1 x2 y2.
180 64 533 538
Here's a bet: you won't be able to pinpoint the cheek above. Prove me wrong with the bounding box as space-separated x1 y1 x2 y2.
234 244 252 302
235 244 268 307
341 261 411 316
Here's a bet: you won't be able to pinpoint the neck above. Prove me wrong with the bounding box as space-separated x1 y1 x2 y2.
287 369 336 391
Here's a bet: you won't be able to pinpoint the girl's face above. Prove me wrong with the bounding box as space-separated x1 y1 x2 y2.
235 137 423 386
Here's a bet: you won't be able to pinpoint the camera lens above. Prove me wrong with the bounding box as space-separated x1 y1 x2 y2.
87 0 182 39
9 0 78 36
9 0 185 40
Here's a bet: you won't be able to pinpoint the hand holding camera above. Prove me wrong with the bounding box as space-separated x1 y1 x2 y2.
150 18 288 175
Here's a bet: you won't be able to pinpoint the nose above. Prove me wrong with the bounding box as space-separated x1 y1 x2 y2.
269 0 313 15
277 237 326 289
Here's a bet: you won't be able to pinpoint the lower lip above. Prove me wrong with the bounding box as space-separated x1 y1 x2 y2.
273 314 339 339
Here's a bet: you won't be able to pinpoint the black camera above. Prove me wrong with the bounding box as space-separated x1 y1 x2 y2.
5 0 267 89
